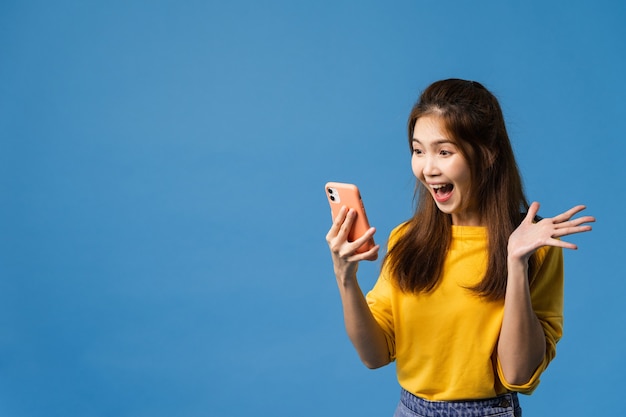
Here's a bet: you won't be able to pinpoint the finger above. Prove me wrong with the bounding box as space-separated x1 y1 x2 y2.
552 224 593 238
337 226 376 257
347 244 380 262
340 226 376 255
547 237 578 250
574 215 596 225
351 227 376 249
329 206 352 241
333 205 348 225
361 244 380 261
555 215 596 230
525 202 540 223
326 206 348 242
552 205 587 223
337 208 357 240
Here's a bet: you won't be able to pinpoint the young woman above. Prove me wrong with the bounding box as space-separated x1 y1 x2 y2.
325 79 595 417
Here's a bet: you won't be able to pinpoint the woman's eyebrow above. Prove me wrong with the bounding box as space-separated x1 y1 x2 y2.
412 138 455 145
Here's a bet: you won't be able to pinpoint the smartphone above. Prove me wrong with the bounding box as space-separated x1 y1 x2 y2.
325 182 375 253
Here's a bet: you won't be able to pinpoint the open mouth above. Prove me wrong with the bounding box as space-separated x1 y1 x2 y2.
431 184 453 201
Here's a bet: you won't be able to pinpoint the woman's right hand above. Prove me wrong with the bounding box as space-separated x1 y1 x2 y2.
325 206 380 281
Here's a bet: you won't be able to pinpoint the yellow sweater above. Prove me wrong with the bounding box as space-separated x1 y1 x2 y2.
366 224 563 400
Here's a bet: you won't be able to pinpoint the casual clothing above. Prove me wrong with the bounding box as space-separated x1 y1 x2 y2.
394 389 521 417
367 224 563 401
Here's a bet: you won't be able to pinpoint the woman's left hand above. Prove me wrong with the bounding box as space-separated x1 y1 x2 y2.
508 202 595 262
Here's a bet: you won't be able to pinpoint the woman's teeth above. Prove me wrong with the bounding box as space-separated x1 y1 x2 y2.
432 184 452 194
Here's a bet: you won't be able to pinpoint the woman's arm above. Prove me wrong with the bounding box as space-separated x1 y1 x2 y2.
498 257 546 385
498 202 595 385
326 206 390 369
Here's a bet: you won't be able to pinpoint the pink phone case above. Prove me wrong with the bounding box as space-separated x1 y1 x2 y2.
325 182 375 253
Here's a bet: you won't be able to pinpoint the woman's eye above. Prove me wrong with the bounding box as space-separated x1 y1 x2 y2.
412 149 423 155
440 150 452 156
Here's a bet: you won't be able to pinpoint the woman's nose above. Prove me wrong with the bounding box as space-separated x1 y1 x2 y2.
423 155 439 176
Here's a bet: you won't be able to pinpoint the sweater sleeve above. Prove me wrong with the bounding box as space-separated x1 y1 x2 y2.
497 245 564 394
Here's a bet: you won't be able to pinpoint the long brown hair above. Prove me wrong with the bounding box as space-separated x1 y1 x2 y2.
383 79 536 300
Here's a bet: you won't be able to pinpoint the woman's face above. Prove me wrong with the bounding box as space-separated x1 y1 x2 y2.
411 115 481 226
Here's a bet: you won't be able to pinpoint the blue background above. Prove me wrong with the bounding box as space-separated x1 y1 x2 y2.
1 1 624 416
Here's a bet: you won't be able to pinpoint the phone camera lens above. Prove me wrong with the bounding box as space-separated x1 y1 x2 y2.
329 195 335 201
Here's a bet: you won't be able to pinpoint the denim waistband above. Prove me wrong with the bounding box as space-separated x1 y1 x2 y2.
400 389 519 417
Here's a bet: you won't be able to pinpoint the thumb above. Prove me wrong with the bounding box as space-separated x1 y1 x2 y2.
525 201 540 222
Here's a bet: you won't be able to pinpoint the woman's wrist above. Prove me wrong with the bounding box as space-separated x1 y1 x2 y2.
506 254 530 284
336 269 359 288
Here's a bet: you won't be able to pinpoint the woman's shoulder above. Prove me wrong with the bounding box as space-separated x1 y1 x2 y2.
388 221 411 245
390 221 410 236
